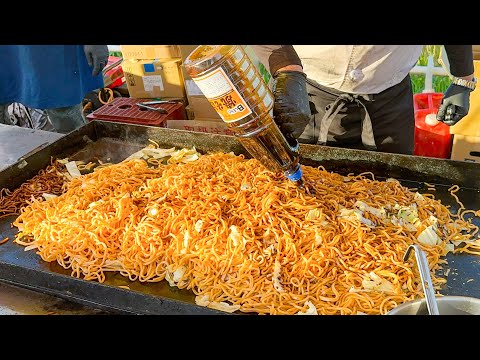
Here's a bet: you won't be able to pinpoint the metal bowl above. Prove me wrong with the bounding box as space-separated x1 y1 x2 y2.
387 296 480 315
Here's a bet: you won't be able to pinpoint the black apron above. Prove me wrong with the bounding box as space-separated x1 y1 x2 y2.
299 74 415 155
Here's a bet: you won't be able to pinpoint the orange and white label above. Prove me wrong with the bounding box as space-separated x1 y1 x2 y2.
192 67 252 122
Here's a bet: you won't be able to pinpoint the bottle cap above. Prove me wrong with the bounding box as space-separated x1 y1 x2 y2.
285 167 303 182
425 113 440 126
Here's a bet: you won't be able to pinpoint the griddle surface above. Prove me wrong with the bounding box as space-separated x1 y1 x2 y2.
1 121 479 313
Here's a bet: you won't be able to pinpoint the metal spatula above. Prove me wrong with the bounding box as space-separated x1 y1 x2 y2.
404 244 440 315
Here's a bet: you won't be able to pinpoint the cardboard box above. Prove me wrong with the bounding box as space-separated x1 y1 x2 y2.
166 119 234 136
473 45 480 61
181 65 210 100
187 95 222 119
121 59 186 99
179 45 199 63
180 62 219 119
180 64 191 79
120 45 181 61
184 78 204 97
450 61 480 136
451 134 480 162
193 117 224 122
185 105 195 120
180 65 205 97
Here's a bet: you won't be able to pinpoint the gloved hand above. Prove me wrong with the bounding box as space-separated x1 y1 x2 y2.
83 45 109 77
272 71 311 147
436 83 472 126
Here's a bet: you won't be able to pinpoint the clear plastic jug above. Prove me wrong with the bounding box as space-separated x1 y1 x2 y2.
183 45 303 182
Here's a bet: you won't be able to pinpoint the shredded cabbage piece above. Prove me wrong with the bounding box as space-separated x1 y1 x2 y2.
195 294 210 307
417 225 441 246
194 295 240 313
194 220 203 233
168 148 200 164
42 193 58 201
263 244 275 257
165 265 187 287
180 231 190 254
388 204 420 231
24 243 38 251
306 208 322 221
229 225 241 247
103 259 123 271
297 301 318 315
339 207 376 228
315 229 323 246
414 192 425 202
354 201 386 219
65 161 81 178
141 147 176 159
208 301 241 313
361 272 396 293
386 178 400 183
124 149 147 160
273 259 285 293
444 243 455 253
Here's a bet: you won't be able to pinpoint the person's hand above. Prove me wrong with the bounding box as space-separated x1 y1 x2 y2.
436 84 472 126
272 70 311 147
83 45 109 77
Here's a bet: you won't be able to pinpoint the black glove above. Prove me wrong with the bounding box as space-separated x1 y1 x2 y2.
83 45 109 77
436 84 472 126
272 71 311 147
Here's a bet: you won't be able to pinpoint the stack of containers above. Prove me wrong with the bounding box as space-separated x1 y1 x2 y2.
450 60 480 163
120 45 186 104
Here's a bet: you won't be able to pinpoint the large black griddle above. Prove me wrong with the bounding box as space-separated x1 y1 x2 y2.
1 120 479 314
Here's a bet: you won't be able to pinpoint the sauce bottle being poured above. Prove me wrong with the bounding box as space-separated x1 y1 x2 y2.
183 45 303 183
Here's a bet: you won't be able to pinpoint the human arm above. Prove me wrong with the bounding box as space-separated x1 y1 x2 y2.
437 45 475 126
250 46 311 146
83 45 109 77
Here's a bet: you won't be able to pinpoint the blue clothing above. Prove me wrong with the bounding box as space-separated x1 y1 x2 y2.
0 45 104 109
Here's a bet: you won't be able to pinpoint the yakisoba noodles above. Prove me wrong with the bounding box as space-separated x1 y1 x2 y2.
12 151 480 315
0 160 68 219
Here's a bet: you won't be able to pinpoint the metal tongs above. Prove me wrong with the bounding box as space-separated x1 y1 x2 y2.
136 99 183 114
404 244 440 315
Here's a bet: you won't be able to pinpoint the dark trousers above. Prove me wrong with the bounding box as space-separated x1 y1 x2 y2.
299 74 415 155
0 104 86 133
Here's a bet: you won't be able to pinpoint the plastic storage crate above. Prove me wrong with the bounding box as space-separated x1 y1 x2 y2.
86 97 185 127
